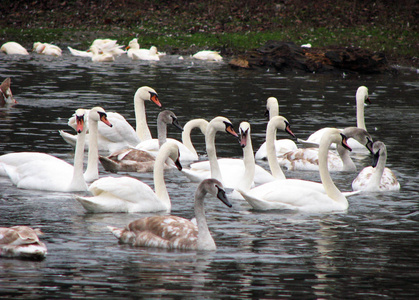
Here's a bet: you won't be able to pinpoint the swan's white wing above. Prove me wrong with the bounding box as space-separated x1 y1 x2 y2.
255 139 298 160
67 46 93 57
97 112 140 145
88 176 157 203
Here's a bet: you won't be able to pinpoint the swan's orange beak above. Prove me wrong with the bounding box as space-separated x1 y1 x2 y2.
125 45 130 50
285 122 296 138
150 92 162 108
225 123 239 138
100 114 113 127
76 115 84 133
340 133 352 151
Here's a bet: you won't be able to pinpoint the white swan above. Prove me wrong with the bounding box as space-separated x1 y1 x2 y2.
278 127 373 172
33 42 62 56
0 107 111 192
0 226 47 259
0 77 17 105
59 86 161 153
89 45 115 62
107 178 232 250
126 39 160 61
75 142 183 213
352 141 400 192
132 118 208 163
298 86 371 151
192 50 223 62
255 97 298 160
67 46 93 57
182 116 243 184
239 128 352 212
99 110 183 173
0 42 29 55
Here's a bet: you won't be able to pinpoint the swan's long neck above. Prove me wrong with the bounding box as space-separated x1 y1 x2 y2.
206 126 223 183
153 146 171 208
194 189 215 250
356 93 366 130
69 130 87 191
266 123 286 180
240 134 255 192
269 106 278 120
84 118 100 182
134 95 152 141
157 118 167 148
319 135 346 203
182 119 207 156
337 144 356 172
370 148 387 187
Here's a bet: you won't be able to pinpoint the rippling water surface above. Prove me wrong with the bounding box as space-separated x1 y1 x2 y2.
1 53 418 299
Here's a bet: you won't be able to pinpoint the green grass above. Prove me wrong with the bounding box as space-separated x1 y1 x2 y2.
1 23 417 62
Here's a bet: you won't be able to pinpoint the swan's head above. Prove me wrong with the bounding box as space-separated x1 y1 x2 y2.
149 46 158 54
198 179 232 208
371 141 386 168
135 86 161 108
161 142 182 171
89 107 113 127
269 116 296 138
342 127 374 153
239 122 251 148
126 38 139 50
0 77 17 105
158 110 183 131
357 86 370 105
74 108 86 133
265 97 279 118
209 116 239 138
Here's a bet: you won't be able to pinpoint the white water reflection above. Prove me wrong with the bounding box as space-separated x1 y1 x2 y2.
0 52 418 298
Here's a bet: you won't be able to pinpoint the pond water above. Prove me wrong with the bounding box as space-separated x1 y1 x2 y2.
0 52 418 299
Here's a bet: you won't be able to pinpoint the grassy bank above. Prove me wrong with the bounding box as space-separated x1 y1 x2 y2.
1 0 418 66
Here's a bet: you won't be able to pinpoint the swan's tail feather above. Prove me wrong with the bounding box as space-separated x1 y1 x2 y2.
98 156 120 173
107 226 123 239
297 138 320 148
75 196 105 213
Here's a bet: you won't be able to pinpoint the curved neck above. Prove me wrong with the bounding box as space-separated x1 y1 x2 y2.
266 122 286 180
153 146 171 207
182 119 207 156
240 134 255 192
356 95 366 130
319 136 346 203
269 106 278 120
194 189 215 250
134 95 152 141
205 126 223 182
370 149 387 186
84 118 99 182
337 144 356 172
157 119 167 148
69 130 87 190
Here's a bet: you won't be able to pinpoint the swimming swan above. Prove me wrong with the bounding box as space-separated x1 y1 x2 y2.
0 107 112 192
352 141 400 192
75 142 182 213
278 127 373 172
239 128 352 212
59 86 161 153
181 116 240 185
255 97 298 160
0 226 47 260
99 110 183 173
107 178 232 250
298 86 371 151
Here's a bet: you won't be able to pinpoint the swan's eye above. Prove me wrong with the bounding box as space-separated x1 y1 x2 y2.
98 111 106 118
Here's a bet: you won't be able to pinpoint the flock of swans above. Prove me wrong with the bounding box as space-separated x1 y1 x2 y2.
0 81 400 258
0 39 223 62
